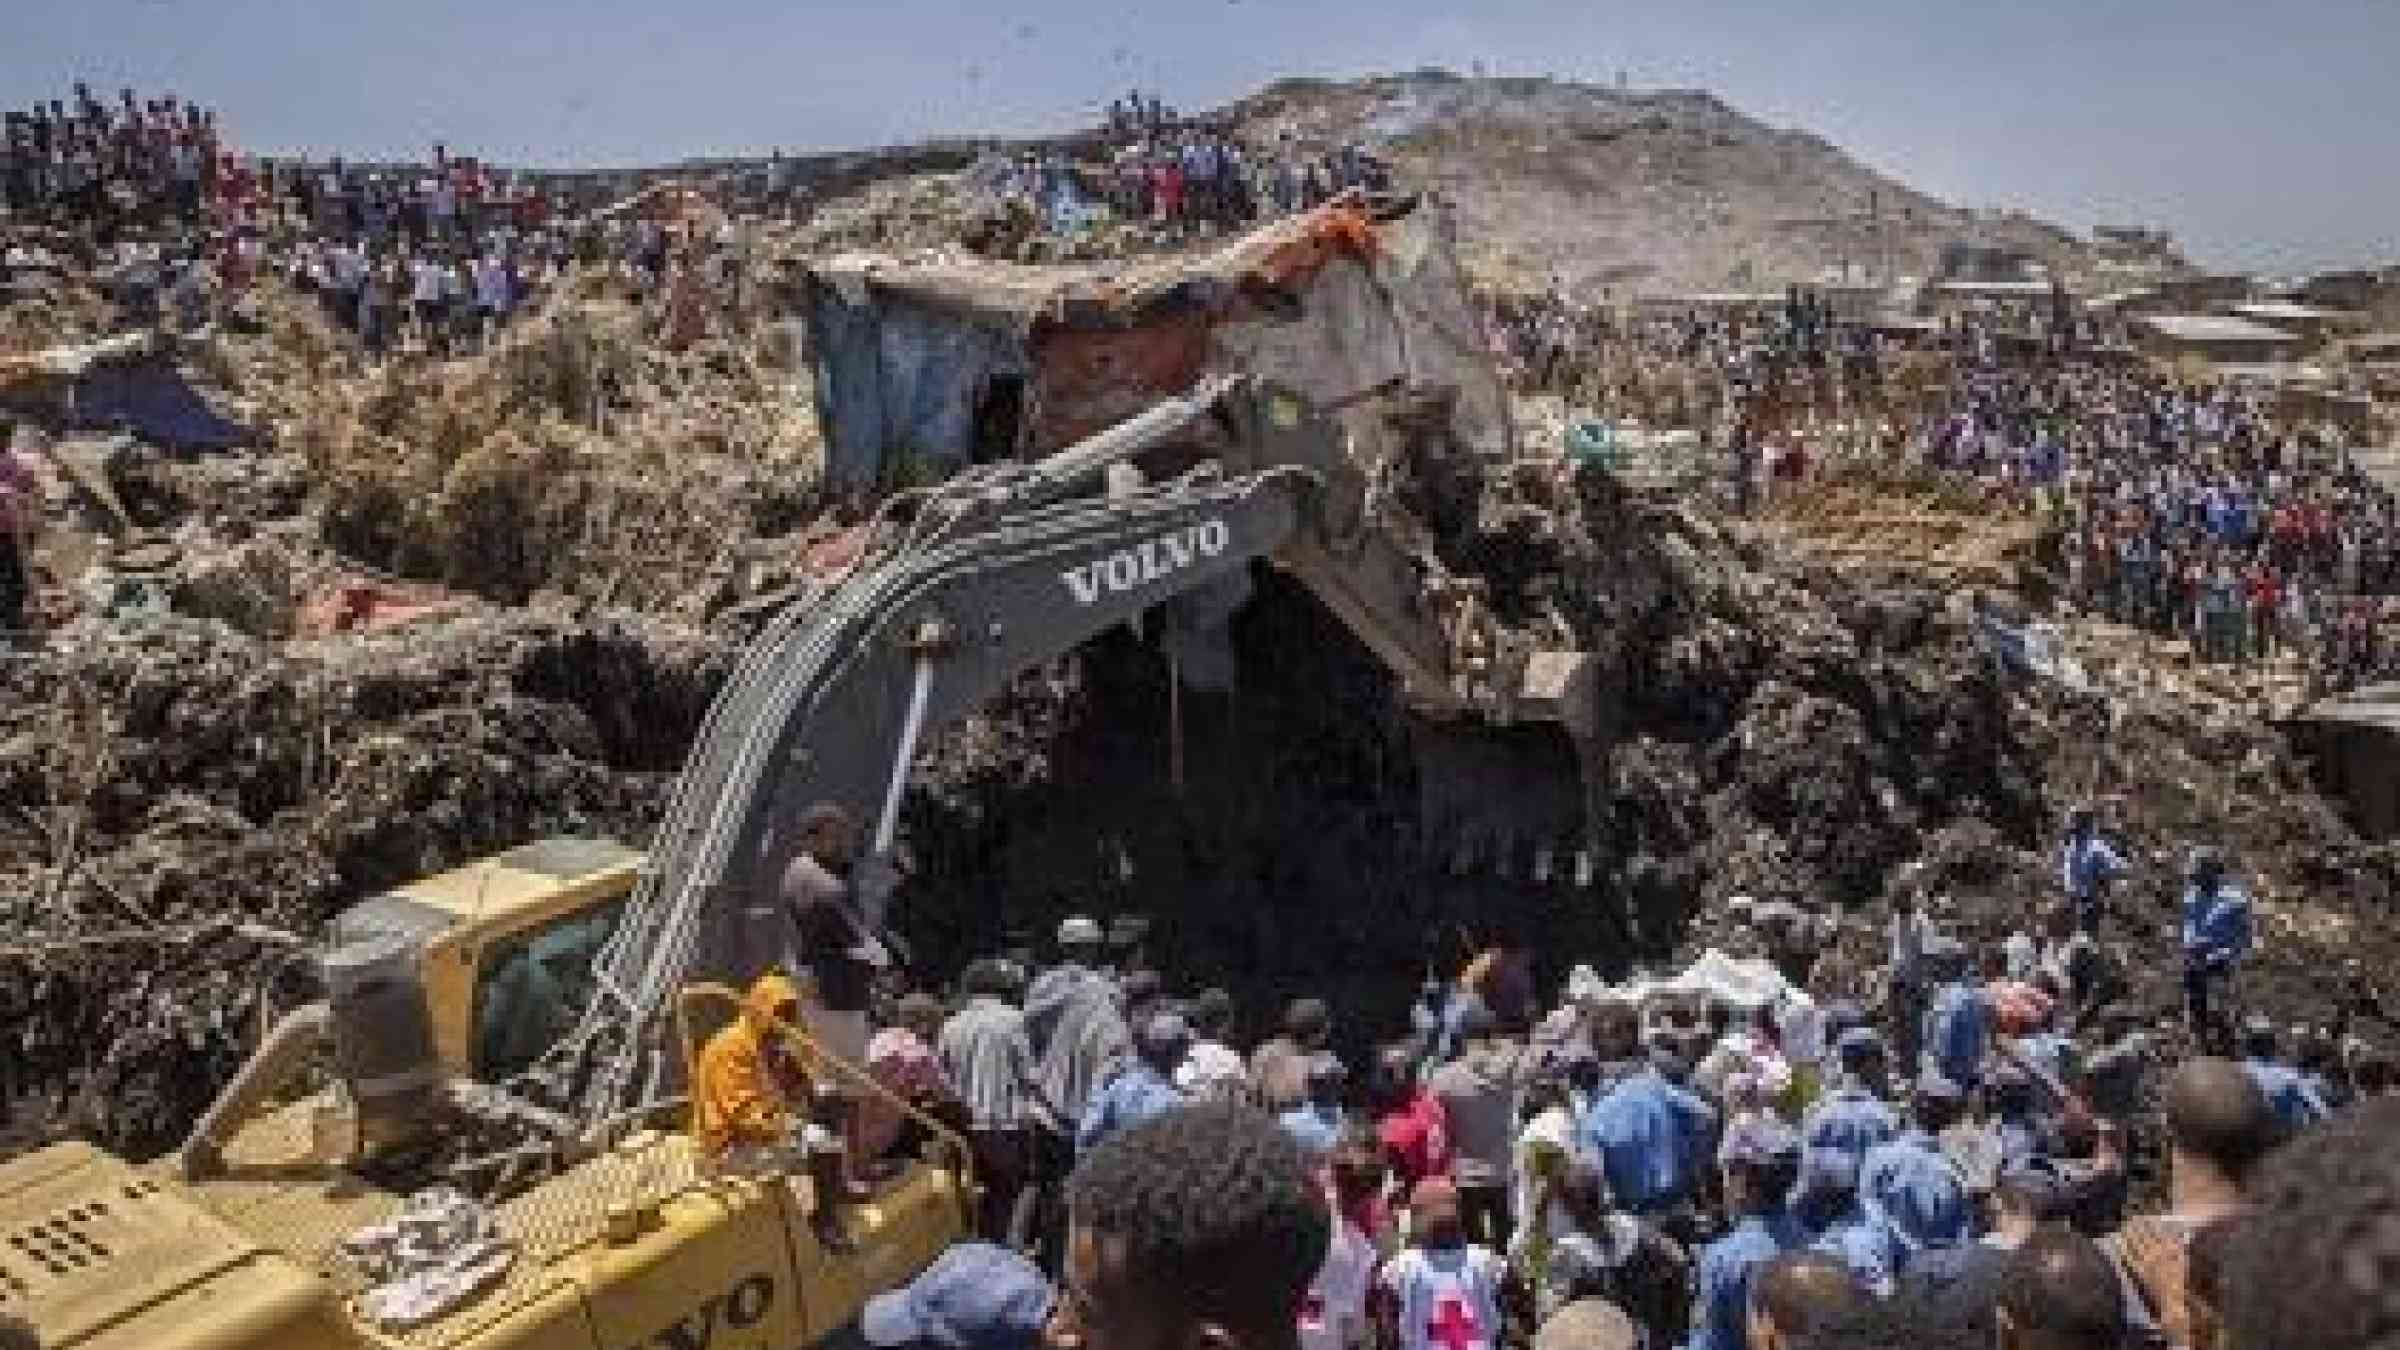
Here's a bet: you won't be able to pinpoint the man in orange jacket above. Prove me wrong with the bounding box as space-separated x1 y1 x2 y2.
693 972 856 1246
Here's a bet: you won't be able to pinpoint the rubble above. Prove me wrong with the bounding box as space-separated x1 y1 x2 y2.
2 76 2394 1169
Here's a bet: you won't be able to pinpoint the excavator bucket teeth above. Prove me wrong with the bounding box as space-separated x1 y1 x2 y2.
1410 718 1590 882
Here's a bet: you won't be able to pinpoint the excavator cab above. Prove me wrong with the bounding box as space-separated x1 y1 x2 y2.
325 836 643 1087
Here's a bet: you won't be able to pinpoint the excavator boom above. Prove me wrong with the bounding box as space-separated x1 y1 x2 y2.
557 376 1594 1123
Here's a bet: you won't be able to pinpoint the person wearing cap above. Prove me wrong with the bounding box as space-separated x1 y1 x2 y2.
1376 1177 1505 1350
2179 847 2252 1042
2236 1016 2328 1135
1576 1043 1716 1221
1279 1052 1350 1162
1919 934 1990 1090
2059 803 2130 935
1857 1069 1974 1259
1788 1145 1900 1297
1103 914 1151 978
861 1241 1055 1350
1027 915 1107 1010
1176 987 1248 1102
1683 1117 1803 1350
1255 997 1335 1113
1799 1029 1898 1177
1075 1010 1190 1157
1026 915 1130 1140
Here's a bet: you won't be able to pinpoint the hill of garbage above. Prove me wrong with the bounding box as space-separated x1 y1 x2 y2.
0 76 2362 1163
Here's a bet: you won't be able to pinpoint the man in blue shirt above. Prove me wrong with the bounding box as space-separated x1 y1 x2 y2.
1277 1052 1349 1161
1685 1118 1804 1350
2181 848 2253 1043
1789 1146 1902 1296
1860 1069 1975 1260
1075 1011 1190 1156
1578 1046 1718 1218
2059 804 2130 934
2237 1016 2329 1137
1920 936 1989 1089
1800 1028 1899 1173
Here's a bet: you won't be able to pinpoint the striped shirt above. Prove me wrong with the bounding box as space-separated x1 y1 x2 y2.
939 996 1039 1132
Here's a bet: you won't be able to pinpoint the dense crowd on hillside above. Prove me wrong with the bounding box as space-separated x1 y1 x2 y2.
972 87 1392 246
1 82 760 362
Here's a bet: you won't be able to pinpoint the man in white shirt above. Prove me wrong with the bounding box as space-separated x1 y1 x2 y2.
409 253 448 352
474 252 511 343
1175 987 1247 1101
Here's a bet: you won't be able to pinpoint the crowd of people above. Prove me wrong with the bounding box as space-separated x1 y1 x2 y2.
1911 359 2400 689
975 88 1392 248
2 81 764 364
676 795 2395 1350
1471 276 2400 698
2 83 228 231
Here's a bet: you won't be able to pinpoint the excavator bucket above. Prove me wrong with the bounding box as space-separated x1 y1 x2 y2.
1409 715 1594 883
1403 641 1601 883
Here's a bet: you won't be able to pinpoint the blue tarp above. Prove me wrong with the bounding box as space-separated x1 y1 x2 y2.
72 359 254 452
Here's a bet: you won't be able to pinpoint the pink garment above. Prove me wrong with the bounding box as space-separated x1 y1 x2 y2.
857 1026 953 1159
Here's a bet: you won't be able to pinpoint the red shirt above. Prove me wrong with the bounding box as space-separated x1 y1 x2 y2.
1377 1091 1455 1190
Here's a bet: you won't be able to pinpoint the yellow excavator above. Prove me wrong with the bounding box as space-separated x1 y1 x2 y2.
0 375 1599 1349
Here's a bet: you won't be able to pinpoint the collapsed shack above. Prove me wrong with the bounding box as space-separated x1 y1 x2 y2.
799 191 1512 492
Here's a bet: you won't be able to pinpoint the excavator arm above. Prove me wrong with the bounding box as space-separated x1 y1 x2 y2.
556 376 1593 1123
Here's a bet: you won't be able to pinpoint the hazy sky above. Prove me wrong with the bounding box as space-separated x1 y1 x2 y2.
9 0 2396 272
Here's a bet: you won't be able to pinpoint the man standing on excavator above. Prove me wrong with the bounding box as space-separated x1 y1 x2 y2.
779 802 888 1197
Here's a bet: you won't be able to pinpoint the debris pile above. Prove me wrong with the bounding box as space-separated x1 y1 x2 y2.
1 74 2392 1167
0 612 731 1153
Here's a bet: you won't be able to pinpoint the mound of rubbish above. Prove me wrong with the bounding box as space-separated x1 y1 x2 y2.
0 611 731 1154
885 459 2400 1053
293 288 824 616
